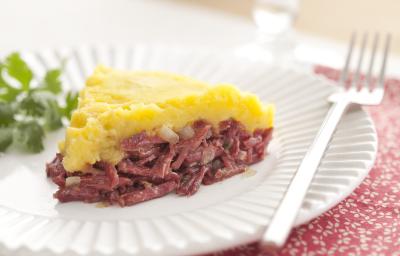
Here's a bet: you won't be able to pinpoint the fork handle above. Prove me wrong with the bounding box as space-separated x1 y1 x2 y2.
261 99 350 250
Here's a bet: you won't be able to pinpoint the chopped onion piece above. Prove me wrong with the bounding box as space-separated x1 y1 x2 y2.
96 202 110 208
202 147 215 164
238 151 247 161
158 125 179 144
178 125 195 140
65 176 81 187
206 129 212 139
242 168 257 178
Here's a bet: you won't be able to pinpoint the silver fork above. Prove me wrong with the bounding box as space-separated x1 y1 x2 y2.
260 32 391 251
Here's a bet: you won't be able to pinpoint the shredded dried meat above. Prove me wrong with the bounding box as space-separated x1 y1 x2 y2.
46 119 272 207
46 153 66 187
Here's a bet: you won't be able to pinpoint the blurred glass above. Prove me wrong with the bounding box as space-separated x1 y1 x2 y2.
253 0 299 40
235 0 300 65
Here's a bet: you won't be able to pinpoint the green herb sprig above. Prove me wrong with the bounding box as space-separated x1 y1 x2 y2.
0 53 78 153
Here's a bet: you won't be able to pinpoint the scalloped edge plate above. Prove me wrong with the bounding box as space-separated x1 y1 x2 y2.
0 45 377 256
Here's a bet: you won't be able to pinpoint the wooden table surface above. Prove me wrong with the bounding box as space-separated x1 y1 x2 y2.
173 0 400 54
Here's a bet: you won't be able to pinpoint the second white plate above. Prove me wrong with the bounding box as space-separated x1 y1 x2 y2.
0 45 377 256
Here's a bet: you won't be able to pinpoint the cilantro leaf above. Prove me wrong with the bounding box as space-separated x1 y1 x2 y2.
4 53 33 91
44 100 63 131
0 127 13 151
38 69 62 95
63 91 79 119
13 120 44 153
0 101 15 126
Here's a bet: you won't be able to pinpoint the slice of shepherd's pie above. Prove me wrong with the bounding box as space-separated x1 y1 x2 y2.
46 66 274 207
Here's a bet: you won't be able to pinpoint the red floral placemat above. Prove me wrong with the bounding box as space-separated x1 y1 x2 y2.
207 66 400 256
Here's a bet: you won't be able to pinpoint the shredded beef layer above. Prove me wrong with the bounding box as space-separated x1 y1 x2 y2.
46 119 273 207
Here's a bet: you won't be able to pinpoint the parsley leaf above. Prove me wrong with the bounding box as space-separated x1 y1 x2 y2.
0 101 15 126
19 92 63 130
0 62 7 87
0 63 8 88
0 63 23 102
0 52 78 154
0 127 13 151
13 120 45 153
63 91 79 119
4 53 33 91
38 69 62 95
18 92 48 116
0 86 21 102
44 99 63 131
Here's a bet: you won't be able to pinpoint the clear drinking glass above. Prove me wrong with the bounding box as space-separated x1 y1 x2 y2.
253 0 299 41
236 0 299 63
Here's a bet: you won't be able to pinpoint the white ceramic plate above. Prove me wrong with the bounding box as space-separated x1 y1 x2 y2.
0 45 377 256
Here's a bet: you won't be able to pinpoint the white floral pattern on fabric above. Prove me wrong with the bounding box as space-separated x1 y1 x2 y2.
206 67 400 256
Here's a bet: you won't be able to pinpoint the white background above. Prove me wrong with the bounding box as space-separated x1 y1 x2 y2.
0 0 398 75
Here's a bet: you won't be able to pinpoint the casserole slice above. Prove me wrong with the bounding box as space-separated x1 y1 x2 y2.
46 66 274 206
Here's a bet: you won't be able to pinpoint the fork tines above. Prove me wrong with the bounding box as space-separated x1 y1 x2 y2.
340 32 391 90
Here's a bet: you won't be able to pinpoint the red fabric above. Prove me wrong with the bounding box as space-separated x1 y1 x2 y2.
207 66 400 256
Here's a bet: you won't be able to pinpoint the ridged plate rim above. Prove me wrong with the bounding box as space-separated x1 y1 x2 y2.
0 44 377 256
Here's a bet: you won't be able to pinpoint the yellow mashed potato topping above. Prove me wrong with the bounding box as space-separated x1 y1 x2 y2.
60 66 274 172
